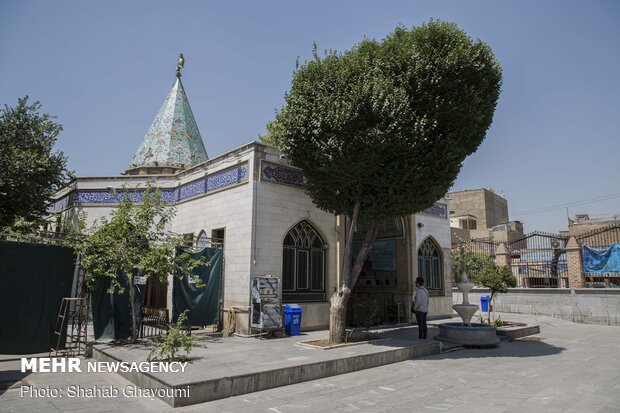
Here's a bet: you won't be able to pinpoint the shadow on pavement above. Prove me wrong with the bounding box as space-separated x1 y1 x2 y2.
0 369 30 397
357 324 564 360
428 338 565 359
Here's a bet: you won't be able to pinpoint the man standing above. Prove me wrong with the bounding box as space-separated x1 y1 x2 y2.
413 277 429 339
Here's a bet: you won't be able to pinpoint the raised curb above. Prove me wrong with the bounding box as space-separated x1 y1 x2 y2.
92 339 440 407
496 324 541 340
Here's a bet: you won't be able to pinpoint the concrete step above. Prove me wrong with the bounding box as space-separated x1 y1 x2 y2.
91 335 439 407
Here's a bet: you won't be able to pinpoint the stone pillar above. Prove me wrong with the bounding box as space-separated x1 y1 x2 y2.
565 236 584 288
495 242 511 267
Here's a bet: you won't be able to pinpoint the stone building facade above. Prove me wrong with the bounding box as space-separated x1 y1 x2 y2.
48 71 454 331
448 188 525 245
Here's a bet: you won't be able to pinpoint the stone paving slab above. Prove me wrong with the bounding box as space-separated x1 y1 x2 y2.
91 324 440 406
195 314 619 413
5 312 595 412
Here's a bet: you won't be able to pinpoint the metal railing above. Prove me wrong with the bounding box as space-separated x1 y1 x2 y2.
507 232 569 288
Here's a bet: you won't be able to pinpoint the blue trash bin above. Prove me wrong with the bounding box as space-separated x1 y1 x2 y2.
480 295 490 312
284 304 302 336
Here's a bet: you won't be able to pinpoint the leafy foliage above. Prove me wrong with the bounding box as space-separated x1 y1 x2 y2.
269 21 502 222
148 310 197 361
268 20 502 342
72 186 205 339
451 250 496 283
0 97 72 228
474 264 517 297
453 248 516 323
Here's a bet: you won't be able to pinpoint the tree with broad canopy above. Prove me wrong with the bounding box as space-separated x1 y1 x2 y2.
267 20 502 343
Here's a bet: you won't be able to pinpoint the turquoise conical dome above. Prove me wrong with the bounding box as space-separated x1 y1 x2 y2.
128 77 208 172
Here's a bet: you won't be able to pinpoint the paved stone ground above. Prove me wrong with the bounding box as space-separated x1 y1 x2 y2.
1 313 619 412
92 322 438 387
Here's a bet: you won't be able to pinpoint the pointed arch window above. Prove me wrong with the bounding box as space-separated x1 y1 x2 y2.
283 221 326 302
418 238 443 295
196 230 208 250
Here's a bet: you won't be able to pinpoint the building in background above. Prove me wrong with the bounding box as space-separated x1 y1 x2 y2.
568 214 620 237
447 188 525 245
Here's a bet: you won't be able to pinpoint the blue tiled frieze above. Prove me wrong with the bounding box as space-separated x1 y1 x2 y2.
178 179 205 200
160 189 177 203
62 164 249 206
422 203 448 218
260 161 305 188
76 190 143 204
205 165 248 193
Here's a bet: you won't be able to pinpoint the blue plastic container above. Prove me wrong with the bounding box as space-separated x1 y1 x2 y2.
284 304 302 336
480 295 490 312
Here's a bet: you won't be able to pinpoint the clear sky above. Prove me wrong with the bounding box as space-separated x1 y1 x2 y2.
1 0 619 233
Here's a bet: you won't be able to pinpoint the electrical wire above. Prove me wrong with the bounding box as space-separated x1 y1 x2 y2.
512 192 620 217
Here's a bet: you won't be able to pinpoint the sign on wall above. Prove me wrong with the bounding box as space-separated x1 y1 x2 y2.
260 161 305 188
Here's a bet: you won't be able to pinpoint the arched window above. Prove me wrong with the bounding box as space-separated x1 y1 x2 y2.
196 230 208 250
418 237 443 295
282 221 326 302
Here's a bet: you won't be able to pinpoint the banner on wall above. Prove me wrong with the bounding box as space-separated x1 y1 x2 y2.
582 244 620 274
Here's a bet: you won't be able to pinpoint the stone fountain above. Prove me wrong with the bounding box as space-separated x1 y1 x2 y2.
437 271 500 347
452 271 478 325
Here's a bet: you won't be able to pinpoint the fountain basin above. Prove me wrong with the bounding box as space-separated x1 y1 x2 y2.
437 322 500 347
452 304 478 326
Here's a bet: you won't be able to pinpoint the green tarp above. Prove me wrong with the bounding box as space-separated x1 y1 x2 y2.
89 246 222 339
91 275 143 341
0 240 75 354
173 247 222 326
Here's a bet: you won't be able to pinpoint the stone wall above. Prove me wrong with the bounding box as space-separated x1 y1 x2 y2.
172 174 254 309
252 177 338 331
453 288 620 326
415 208 454 317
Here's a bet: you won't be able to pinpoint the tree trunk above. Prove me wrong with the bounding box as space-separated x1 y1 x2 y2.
341 202 361 288
488 292 494 324
328 218 380 345
329 287 351 344
129 281 138 340
350 224 380 291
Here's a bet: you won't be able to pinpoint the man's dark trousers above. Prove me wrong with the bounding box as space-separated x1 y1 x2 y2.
415 311 428 339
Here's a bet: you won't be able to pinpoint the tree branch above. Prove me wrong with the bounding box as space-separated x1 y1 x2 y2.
341 200 360 292
350 221 380 291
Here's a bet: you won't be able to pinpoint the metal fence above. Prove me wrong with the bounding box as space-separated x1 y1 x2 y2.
0 230 73 246
460 239 499 256
506 232 569 288
451 239 499 280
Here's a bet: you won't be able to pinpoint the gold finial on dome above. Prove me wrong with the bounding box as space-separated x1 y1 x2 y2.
176 53 185 78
